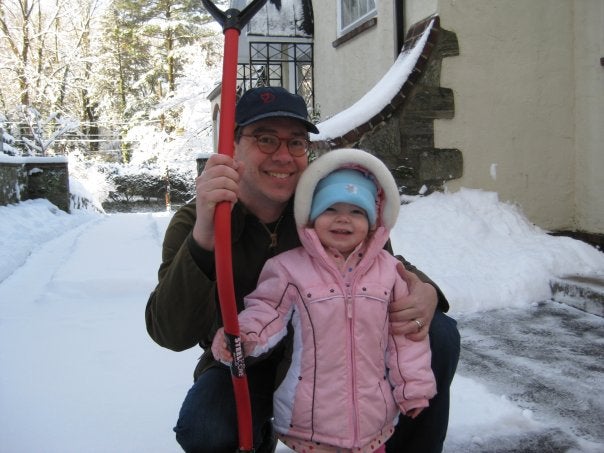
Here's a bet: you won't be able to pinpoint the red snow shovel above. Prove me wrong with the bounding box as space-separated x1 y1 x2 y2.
201 1 268 452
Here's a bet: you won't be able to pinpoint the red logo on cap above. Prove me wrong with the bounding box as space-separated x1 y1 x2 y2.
260 92 276 103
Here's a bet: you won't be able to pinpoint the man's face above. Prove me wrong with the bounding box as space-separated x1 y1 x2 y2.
235 117 310 209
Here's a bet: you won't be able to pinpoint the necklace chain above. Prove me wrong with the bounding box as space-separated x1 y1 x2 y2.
260 216 284 249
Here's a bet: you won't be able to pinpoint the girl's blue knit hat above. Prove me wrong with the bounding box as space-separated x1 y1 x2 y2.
295 148 400 231
309 169 378 226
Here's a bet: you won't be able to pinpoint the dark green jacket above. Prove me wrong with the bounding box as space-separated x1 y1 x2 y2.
145 199 449 380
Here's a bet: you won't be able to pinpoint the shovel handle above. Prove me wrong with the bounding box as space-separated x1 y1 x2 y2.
202 0 269 31
202 1 270 452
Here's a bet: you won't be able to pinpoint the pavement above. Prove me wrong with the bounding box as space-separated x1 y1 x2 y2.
451 277 604 452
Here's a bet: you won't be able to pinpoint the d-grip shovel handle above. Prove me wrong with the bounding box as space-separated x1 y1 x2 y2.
201 1 269 452
202 0 268 31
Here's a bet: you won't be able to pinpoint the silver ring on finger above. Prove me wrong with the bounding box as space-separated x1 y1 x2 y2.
414 319 424 332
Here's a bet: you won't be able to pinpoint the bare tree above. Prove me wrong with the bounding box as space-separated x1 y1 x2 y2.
0 0 108 153
0 0 36 106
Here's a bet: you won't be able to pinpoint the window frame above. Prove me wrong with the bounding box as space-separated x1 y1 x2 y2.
337 0 378 37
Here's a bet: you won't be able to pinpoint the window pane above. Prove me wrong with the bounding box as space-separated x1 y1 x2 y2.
341 0 376 30
341 0 354 28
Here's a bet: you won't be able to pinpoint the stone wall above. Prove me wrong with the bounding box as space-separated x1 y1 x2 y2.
0 161 26 205
0 157 70 212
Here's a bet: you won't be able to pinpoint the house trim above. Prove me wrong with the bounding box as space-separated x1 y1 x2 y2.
332 17 378 48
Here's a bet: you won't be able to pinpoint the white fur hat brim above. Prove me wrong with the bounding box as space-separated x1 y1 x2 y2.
294 148 400 229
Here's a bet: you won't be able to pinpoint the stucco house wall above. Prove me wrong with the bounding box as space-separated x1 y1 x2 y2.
313 0 603 234
573 0 604 234
432 0 603 232
313 2 398 118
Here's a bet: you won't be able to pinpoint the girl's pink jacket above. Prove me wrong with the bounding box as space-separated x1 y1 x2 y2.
239 225 437 449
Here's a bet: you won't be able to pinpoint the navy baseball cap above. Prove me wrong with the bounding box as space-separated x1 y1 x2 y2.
235 86 319 134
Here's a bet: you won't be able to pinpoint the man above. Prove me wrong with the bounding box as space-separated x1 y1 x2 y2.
145 86 460 453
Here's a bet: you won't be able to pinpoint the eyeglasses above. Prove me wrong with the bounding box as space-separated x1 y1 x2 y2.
240 134 310 157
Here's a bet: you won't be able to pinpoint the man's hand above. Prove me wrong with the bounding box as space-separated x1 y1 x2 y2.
192 154 243 250
390 263 438 341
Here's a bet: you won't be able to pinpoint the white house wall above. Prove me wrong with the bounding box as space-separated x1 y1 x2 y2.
430 0 603 233
313 0 602 233
573 0 604 233
312 1 398 118
405 0 438 27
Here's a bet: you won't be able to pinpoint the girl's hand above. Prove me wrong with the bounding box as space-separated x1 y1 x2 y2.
406 407 424 419
211 327 232 362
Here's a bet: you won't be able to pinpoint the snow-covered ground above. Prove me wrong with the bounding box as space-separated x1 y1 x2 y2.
1 189 603 452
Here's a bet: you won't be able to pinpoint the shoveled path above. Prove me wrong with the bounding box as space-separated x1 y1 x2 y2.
451 301 604 452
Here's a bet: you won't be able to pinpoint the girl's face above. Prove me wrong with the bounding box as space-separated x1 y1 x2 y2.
313 202 370 258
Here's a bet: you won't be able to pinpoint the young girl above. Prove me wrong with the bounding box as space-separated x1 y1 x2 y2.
212 148 436 452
